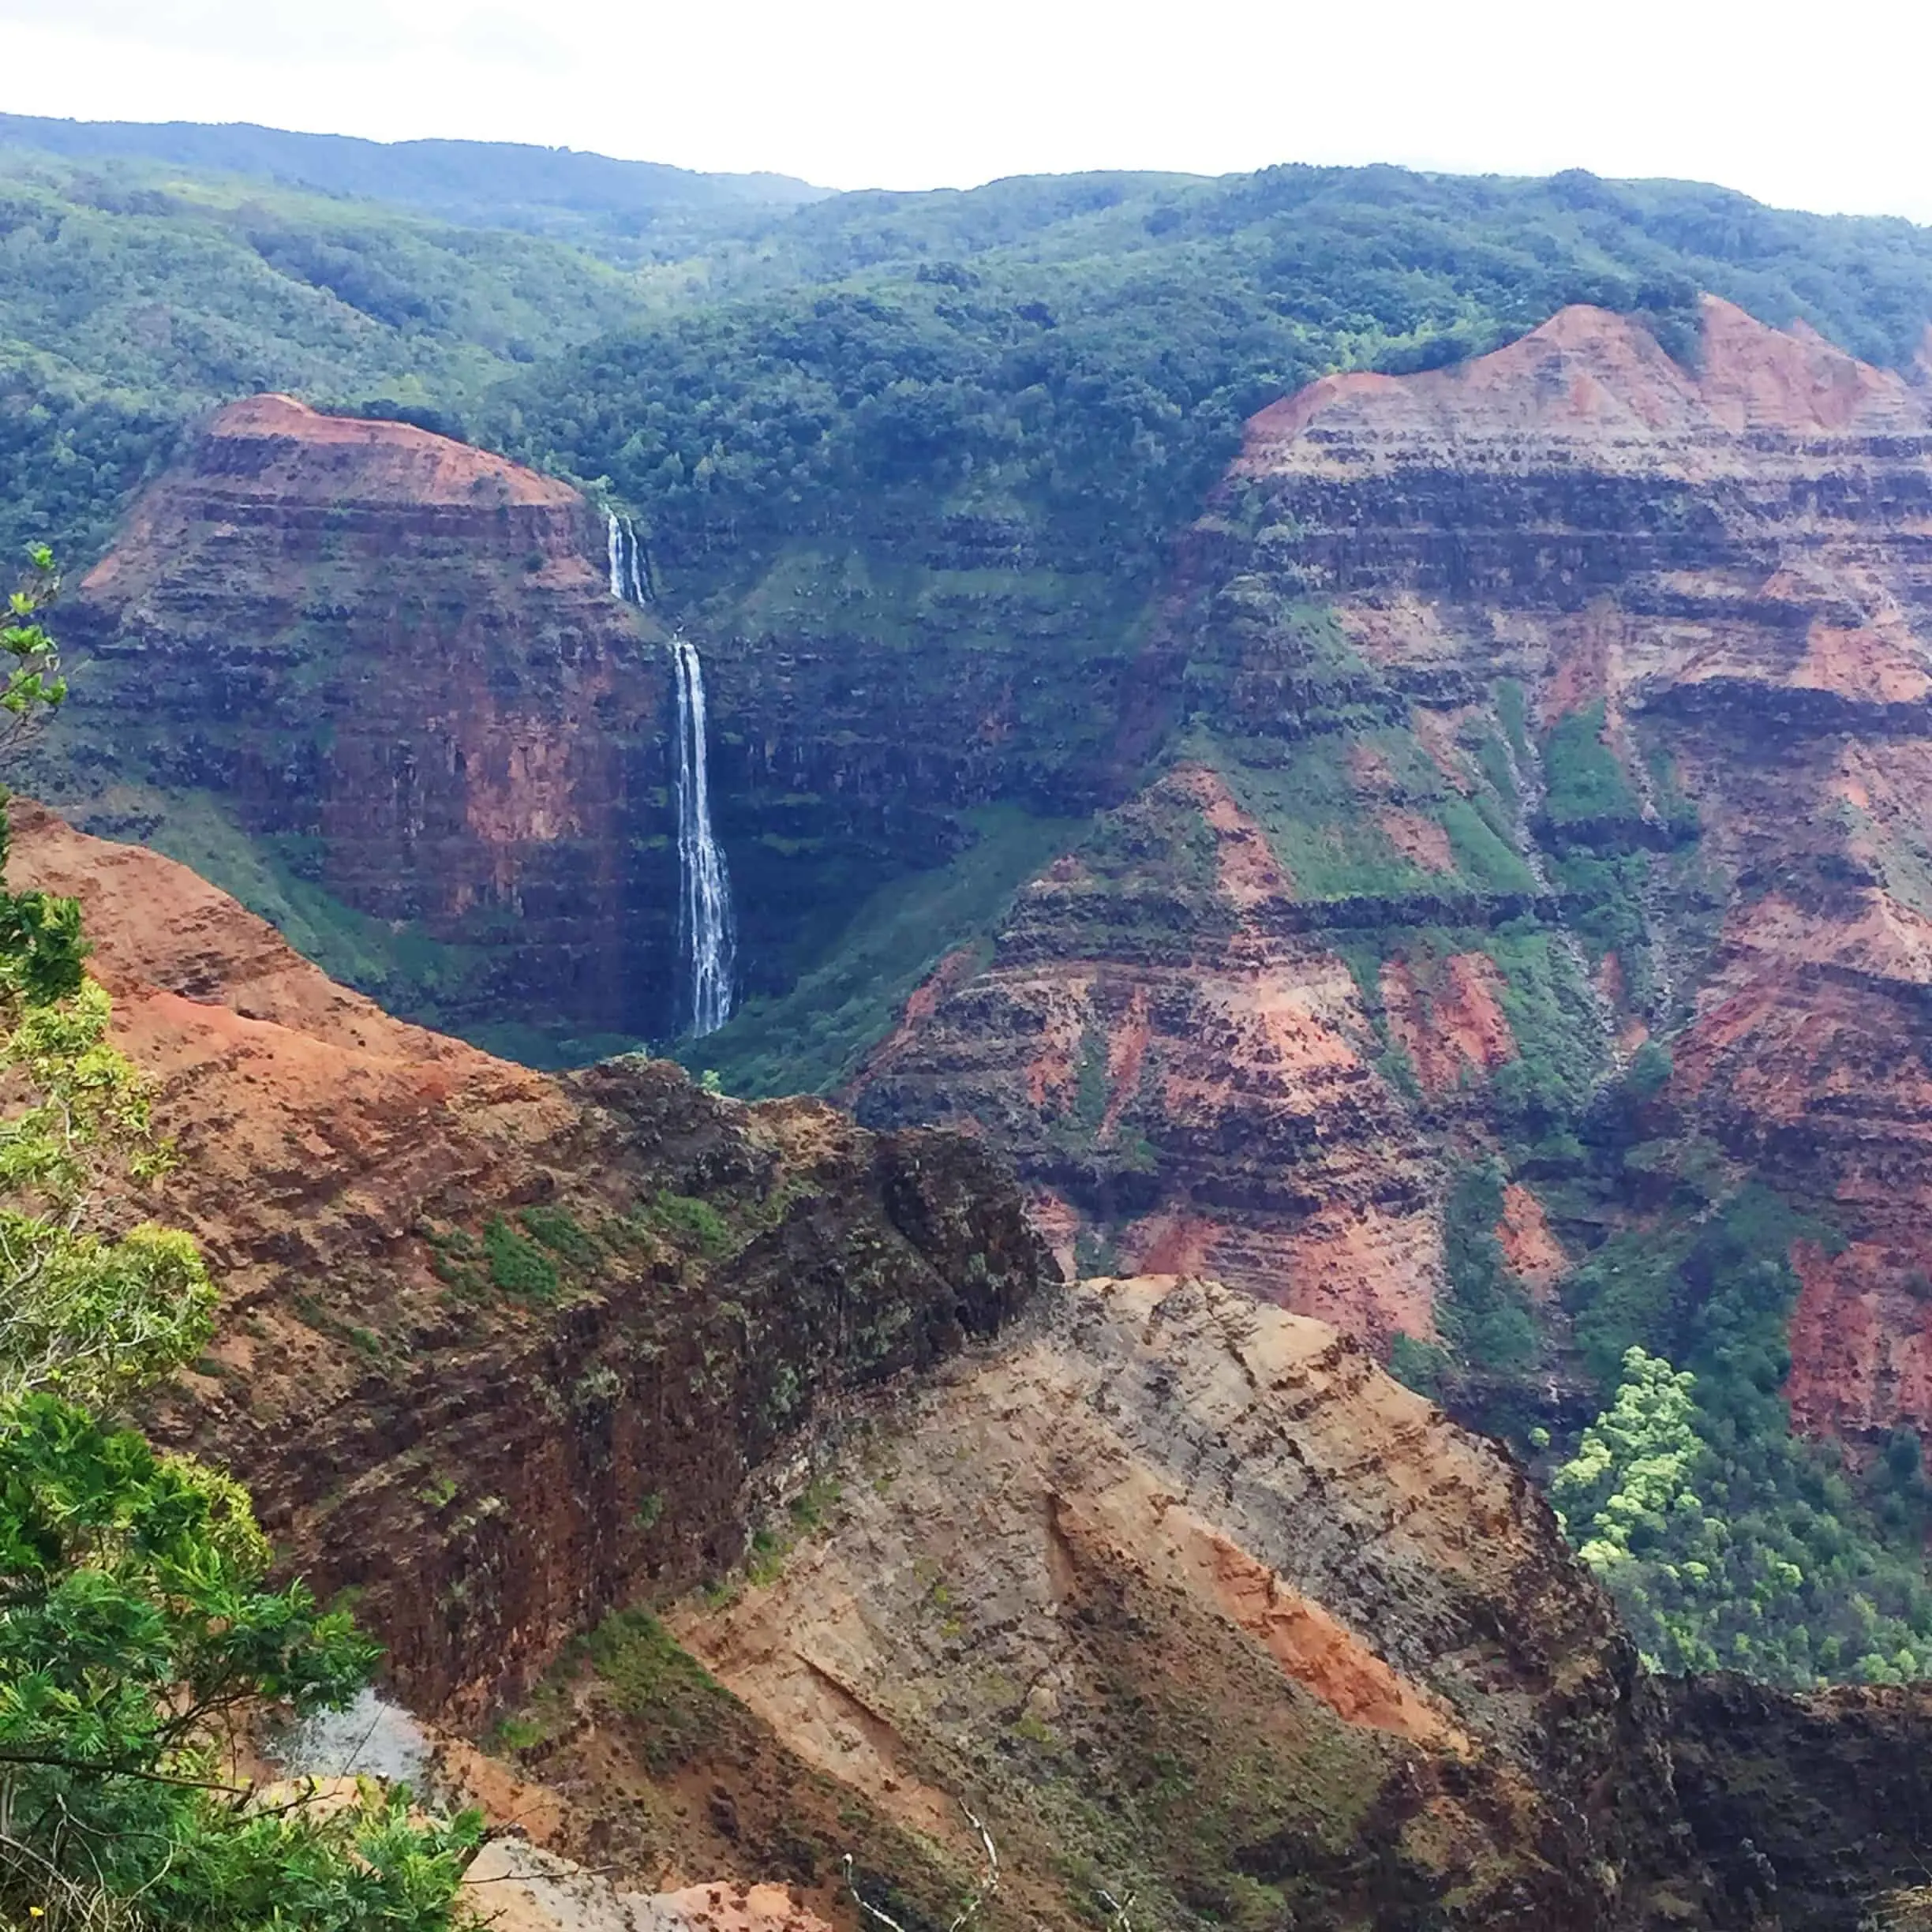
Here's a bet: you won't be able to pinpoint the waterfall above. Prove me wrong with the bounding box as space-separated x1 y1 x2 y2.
606 511 735 1037
669 634 736 1035
605 509 651 605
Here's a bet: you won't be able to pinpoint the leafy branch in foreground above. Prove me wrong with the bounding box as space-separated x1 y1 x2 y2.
2 548 67 724
0 983 216 1410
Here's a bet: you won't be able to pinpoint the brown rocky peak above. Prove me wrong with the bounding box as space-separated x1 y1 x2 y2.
1237 303 1701 465
60 389 673 1039
1237 294 1932 477
1694 294 1929 435
202 392 575 507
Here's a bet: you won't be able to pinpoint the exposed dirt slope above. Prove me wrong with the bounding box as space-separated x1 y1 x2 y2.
6 800 1050 1715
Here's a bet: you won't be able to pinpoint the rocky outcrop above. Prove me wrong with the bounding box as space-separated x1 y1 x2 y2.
853 765 1447 1344
514 1274 1714 1929
46 395 681 1044
1666 1674 1932 1930
6 799 1050 1713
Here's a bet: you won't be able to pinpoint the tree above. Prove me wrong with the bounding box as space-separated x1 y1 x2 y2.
0 558 483 1929
0 983 217 1410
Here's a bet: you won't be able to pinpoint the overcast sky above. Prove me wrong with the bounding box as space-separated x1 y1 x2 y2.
2 0 1928 222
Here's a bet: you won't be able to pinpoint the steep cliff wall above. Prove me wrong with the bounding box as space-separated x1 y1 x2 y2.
6 799 1050 1713
1666 1675 1932 1930
45 395 681 1050
849 296 1932 1448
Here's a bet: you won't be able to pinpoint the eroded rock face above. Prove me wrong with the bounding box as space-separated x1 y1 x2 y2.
6 801 1050 1713
1666 1675 1932 1931
51 395 680 1040
578 1275 1713 1930
856 297 1932 1440
852 766 1446 1345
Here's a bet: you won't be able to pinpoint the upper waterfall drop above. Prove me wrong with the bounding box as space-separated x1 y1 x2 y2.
606 510 736 1038
606 508 651 605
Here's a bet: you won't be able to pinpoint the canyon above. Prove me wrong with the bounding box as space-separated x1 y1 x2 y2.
47 297 1932 1447
28 282 1932 1919
17 794 1932 1928
47 295 1932 1458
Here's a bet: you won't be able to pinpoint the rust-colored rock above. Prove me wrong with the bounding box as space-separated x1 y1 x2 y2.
638 1275 1711 1929
856 294 1932 1447
853 765 1444 1346
7 800 1050 1715
50 395 680 1041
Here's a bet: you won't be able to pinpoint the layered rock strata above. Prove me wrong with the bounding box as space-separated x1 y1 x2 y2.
51 395 679 1040
857 298 1932 1437
534 1275 1713 1929
6 800 1050 1712
853 765 1447 1344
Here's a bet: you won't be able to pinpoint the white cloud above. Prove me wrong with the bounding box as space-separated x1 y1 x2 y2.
0 0 1927 222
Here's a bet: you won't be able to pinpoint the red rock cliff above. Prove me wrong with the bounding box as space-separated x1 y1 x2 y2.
55 395 680 1043
854 296 1932 1443
6 799 1049 1713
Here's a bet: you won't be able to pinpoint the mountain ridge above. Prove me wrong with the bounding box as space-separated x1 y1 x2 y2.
0 113 828 234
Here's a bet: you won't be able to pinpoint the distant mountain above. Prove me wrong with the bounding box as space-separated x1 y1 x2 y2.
0 114 829 252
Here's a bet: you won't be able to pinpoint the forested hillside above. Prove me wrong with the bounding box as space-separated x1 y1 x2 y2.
0 113 826 251
9 130 1932 582
498 163 1932 603
0 145 656 560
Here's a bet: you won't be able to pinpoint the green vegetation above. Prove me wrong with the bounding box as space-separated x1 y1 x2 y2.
0 114 824 259
583 1608 734 1774
1541 702 1642 836
1555 1338 1932 1685
0 572 481 1926
481 1214 560 1301
516 1203 602 1269
1436 1163 1539 1374
499 163 1932 610
1483 923 1608 1127
687 803 1078 1096
642 1189 733 1257
0 144 651 563
1544 1149 1932 1685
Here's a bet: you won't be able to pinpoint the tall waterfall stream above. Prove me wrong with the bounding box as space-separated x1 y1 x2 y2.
607 512 736 1037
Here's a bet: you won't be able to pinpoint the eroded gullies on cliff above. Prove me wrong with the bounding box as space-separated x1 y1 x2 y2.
469 1273 1708 1932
